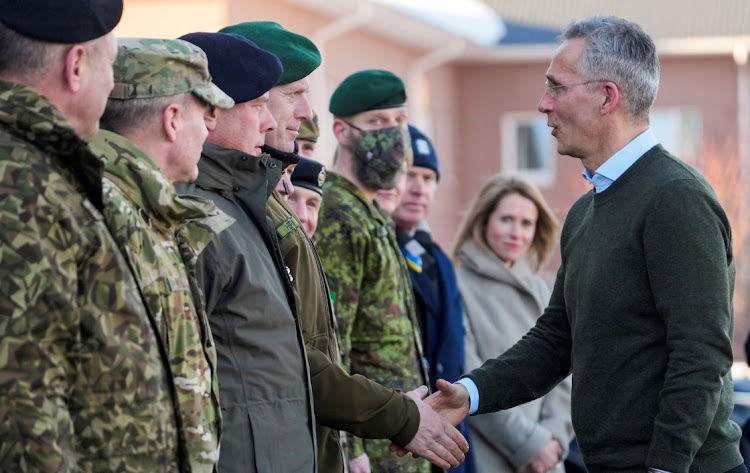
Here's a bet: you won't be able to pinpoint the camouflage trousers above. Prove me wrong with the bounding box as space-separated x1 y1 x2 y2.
362 437 430 473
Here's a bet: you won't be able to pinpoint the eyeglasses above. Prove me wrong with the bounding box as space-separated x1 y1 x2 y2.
545 79 608 97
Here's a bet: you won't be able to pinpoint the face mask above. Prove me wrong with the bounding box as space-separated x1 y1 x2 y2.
345 121 412 191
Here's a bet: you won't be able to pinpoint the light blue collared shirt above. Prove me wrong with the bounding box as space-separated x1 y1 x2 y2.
581 128 658 193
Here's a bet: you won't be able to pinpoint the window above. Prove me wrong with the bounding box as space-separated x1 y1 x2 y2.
650 107 702 168
501 112 556 187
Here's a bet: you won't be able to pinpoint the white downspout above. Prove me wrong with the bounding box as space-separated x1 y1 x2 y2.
734 40 750 336
309 0 374 165
406 38 467 129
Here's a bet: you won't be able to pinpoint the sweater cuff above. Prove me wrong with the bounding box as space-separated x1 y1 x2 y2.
646 448 691 473
389 395 420 447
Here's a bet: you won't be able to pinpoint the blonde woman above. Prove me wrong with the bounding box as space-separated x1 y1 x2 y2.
454 175 573 473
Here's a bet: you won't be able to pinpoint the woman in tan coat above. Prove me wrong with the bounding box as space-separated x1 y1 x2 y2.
454 175 573 473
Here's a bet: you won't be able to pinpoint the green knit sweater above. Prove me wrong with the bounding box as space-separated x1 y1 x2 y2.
467 145 743 473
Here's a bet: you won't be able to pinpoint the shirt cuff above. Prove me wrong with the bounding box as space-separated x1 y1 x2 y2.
456 378 479 414
649 469 672 473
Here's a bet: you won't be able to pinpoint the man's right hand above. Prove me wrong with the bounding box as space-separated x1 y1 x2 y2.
389 385 470 469
424 379 472 425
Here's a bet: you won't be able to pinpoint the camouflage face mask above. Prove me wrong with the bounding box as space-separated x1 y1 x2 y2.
344 121 412 178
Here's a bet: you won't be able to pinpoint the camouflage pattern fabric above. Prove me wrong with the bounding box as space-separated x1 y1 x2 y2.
90 130 235 473
0 80 183 472
316 172 429 473
352 124 413 174
110 38 233 108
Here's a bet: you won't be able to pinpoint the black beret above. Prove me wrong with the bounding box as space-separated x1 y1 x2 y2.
329 69 406 117
219 21 320 85
179 32 283 104
409 124 439 180
0 0 122 43
291 157 326 196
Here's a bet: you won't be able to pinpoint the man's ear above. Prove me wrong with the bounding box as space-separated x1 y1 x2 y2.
64 45 86 93
600 81 621 116
332 118 351 145
204 105 218 132
162 103 180 143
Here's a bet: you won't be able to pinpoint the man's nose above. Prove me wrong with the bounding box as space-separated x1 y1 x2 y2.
538 90 553 113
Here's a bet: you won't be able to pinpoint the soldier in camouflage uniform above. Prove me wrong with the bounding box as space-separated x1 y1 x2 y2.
0 2 185 472
316 70 437 473
90 38 237 473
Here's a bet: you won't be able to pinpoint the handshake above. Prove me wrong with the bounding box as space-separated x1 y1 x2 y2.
389 379 472 469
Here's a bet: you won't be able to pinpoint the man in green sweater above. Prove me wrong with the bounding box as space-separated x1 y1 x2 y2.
421 15 746 473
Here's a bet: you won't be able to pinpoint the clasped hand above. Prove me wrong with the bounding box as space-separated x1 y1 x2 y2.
389 380 472 469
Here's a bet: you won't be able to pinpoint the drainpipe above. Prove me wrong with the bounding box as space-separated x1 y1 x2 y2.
405 38 467 128
309 0 374 165
734 40 750 345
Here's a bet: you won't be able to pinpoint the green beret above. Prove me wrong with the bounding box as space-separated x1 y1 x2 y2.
219 21 321 85
297 112 319 142
329 69 406 117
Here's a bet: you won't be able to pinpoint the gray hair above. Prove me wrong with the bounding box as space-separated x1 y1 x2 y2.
100 93 196 135
0 22 66 81
561 16 660 123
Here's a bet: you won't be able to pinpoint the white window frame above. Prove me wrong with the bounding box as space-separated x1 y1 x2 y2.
501 111 556 188
649 107 702 169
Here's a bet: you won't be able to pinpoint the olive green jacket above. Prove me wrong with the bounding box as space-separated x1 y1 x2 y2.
267 190 421 473
179 143 317 473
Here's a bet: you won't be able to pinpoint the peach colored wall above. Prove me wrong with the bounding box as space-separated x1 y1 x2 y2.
658 56 738 162
117 0 229 37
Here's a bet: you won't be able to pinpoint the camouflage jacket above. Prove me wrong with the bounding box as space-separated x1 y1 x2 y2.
90 130 235 473
316 172 428 471
0 80 183 472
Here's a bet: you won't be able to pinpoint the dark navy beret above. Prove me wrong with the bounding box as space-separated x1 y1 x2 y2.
329 69 406 117
179 32 283 104
220 22 320 86
409 124 439 180
0 0 122 43
291 157 326 196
